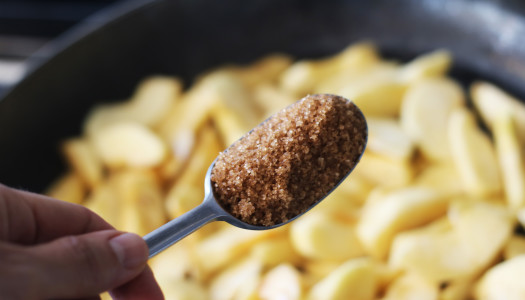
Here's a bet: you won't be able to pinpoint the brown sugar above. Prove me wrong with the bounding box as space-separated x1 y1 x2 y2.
210 94 368 226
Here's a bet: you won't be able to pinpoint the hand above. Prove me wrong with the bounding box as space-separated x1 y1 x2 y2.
0 184 164 300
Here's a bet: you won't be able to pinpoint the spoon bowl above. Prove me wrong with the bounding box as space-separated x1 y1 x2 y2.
144 95 368 258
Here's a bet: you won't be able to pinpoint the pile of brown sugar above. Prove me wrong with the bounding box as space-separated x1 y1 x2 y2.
210 94 368 226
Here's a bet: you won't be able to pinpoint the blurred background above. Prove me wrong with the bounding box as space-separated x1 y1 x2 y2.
0 0 117 92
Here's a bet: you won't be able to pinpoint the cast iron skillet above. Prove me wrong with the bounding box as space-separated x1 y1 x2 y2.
1 0 525 192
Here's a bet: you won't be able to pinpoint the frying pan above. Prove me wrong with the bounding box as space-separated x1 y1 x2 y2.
1 0 525 192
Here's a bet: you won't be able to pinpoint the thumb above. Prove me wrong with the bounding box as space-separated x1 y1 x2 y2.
28 230 148 299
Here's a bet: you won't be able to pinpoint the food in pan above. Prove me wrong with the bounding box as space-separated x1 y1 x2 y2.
46 42 525 300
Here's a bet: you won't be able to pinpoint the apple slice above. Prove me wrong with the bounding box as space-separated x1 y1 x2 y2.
357 187 448 259
306 258 378 300
493 112 525 210
448 107 502 197
399 49 452 82
471 81 525 143
383 272 438 300
475 255 525 300
366 117 414 161
290 211 364 260
209 258 262 300
401 77 464 161
414 163 464 196
91 122 167 168
390 200 512 283
504 236 525 260
259 264 303 300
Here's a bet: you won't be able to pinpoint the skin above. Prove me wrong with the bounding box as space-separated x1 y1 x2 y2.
0 184 164 300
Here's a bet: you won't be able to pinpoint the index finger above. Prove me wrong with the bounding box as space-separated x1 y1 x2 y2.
0 184 113 244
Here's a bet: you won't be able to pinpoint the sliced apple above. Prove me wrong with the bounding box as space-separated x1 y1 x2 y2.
209 258 263 300
195 225 281 275
165 125 222 218
475 255 525 300
414 163 464 196
448 200 513 271
249 236 301 267
290 211 364 260
401 77 464 161
399 49 452 82
112 169 166 236
46 172 85 204
389 218 471 282
382 272 439 300
128 76 182 127
493 112 525 210
366 117 414 161
83 181 120 228
390 200 513 283
351 152 414 188
306 257 378 300
357 187 448 259
62 138 104 188
91 122 167 168
338 70 406 117
448 107 502 197
280 42 380 96
471 81 525 143
259 264 303 300
504 235 525 260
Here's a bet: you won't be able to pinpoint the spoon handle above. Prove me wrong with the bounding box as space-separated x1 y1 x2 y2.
143 194 221 258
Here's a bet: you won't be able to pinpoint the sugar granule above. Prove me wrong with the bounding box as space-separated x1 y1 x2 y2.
210 94 367 226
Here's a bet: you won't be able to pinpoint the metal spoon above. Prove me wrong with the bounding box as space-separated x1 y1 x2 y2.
143 96 368 258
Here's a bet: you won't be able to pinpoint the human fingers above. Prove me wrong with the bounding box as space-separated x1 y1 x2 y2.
0 184 112 244
26 230 148 299
110 266 164 300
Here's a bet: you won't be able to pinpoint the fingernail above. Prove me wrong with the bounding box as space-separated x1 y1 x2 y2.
109 233 148 269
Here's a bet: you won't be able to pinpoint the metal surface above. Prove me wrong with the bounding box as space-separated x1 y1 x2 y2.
144 193 225 258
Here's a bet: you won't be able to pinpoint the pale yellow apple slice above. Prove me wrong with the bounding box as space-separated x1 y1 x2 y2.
504 236 525 260
389 218 471 282
280 42 380 96
195 226 280 275
382 272 438 300
356 187 448 259
209 258 262 300
112 169 166 236
400 77 464 161
366 117 414 161
62 138 103 188
390 200 512 283
45 172 85 204
91 121 167 168
338 66 406 117
259 264 303 300
249 236 301 267
399 49 452 82
475 255 525 300
128 76 182 127
306 258 378 300
471 81 525 143
448 200 513 271
493 112 525 210
85 76 182 135
448 107 502 197
351 152 414 188
414 163 464 196
290 211 365 260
